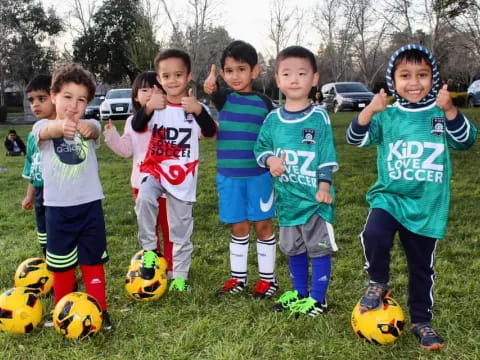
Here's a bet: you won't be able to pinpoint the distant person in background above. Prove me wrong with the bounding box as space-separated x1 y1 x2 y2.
5 129 26 156
314 90 323 105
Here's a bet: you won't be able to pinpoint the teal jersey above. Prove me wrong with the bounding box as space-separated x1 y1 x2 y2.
22 132 43 187
254 105 338 226
360 103 477 239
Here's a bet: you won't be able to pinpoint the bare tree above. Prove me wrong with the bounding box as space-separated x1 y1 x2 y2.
68 0 99 36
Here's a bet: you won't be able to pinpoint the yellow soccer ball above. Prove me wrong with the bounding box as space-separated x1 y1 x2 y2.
351 297 406 344
53 292 103 340
125 251 168 301
14 257 53 296
0 287 43 334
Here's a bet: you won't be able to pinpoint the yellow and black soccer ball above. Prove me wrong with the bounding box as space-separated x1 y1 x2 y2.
125 251 168 301
0 287 43 334
14 257 53 296
351 296 406 344
52 292 103 340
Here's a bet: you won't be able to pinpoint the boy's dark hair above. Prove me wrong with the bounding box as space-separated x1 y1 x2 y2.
276 46 317 73
51 64 96 102
131 71 161 112
26 74 52 94
392 49 432 76
8 129 17 135
220 40 258 70
154 49 191 73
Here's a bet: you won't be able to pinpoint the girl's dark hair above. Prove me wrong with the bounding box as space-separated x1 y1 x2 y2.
276 46 317 73
131 71 161 112
220 40 258 70
392 49 432 76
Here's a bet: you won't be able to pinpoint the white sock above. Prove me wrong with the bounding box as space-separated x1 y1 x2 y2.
230 234 249 283
257 235 276 283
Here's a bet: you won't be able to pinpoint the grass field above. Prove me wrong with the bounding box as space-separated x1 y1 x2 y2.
0 109 479 360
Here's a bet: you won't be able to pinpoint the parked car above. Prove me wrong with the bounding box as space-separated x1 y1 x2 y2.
83 96 104 120
320 82 374 112
100 88 132 121
467 80 480 107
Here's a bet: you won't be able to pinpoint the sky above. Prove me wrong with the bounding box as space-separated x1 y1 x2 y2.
39 0 318 56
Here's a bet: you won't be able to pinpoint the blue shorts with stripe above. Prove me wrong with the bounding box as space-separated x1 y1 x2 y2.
45 200 108 272
216 172 275 223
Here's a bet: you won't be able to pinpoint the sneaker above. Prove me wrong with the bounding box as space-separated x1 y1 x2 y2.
102 311 113 331
289 297 328 318
359 281 391 312
216 278 246 296
139 250 158 280
169 277 189 292
43 311 54 328
273 290 301 312
252 279 278 299
411 322 445 350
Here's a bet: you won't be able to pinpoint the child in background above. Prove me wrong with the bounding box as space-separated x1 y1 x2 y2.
132 49 217 291
203 40 278 298
254 46 339 317
22 74 56 255
5 129 26 156
346 44 477 350
33 64 112 330
104 71 173 276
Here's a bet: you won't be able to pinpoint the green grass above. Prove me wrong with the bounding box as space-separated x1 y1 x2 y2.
1 109 480 359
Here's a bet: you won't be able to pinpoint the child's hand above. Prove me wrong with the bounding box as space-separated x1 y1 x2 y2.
181 88 202 115
146 85 167 113
21 196 33 210
367 88 388 114
315 188 332 204
436 84 457 119
63 118 77 139
267 152 287 177
104 119 115 131
76 120 96 138
203 64 218 95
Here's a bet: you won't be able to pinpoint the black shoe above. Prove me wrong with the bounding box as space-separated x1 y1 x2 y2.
102 311 113 331
411 322 444 350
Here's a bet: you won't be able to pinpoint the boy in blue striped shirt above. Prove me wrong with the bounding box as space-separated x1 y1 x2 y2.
204 40 278 299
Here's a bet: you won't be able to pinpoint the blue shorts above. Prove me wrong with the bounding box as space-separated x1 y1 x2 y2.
45 200 108 271
217 172 275 223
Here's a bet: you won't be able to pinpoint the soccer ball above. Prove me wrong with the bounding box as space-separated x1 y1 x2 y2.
125 251 168 301
14 257 53 296
52 292 103 340
0 287 43 334
351 297 406 344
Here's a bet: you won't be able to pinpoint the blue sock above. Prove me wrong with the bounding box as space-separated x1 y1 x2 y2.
311 255 331 303
288 252 309 297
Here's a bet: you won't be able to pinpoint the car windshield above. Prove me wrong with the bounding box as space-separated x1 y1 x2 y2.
336 83 370 93
107 89 131 99
89 98 104 106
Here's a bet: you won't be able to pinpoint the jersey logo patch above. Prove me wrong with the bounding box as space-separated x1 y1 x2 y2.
431 117 444 137
302 129 316 144
260 191 274 213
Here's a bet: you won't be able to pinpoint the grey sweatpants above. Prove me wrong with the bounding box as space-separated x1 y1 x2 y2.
135 175 194 279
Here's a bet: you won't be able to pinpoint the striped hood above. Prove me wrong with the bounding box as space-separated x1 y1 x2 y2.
386 44 440 109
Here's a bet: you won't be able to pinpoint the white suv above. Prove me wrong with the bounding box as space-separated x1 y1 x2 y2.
100 88 133 121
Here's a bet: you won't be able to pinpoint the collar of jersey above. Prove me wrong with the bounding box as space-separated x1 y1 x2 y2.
394 101 437 112
167 102 182 107
277 104 314 123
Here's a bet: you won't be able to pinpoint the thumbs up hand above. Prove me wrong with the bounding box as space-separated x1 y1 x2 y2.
203 64 218 95
181 88 202 115
104 118 115 131
436 83 457 119
267 151 287 177
146 85 167 114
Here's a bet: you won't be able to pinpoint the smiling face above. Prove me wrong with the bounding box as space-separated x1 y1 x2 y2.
393 59 433 104
221 57 259 93
27 90 56 120
157 57 191 103
51 82 89 122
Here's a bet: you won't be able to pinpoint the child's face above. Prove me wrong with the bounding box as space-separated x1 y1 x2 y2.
27 90 55 120
221 57 259 92
275 57 319 103
157 58 192 101
135 87 154 106
51 82 89 122
393 59 433 103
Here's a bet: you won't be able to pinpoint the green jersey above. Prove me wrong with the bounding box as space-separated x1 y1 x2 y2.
254 105 338 226
360 103 477 239
22 132 43 187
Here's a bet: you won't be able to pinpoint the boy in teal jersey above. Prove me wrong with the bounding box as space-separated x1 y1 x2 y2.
346 44 477 350
254 46 339 317
22 75 56 254
204 40 278 299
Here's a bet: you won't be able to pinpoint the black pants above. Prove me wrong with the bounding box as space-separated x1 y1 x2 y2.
360 208 437 323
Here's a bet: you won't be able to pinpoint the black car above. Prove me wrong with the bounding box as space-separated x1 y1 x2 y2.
84 96 104 120
321 82 374 112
